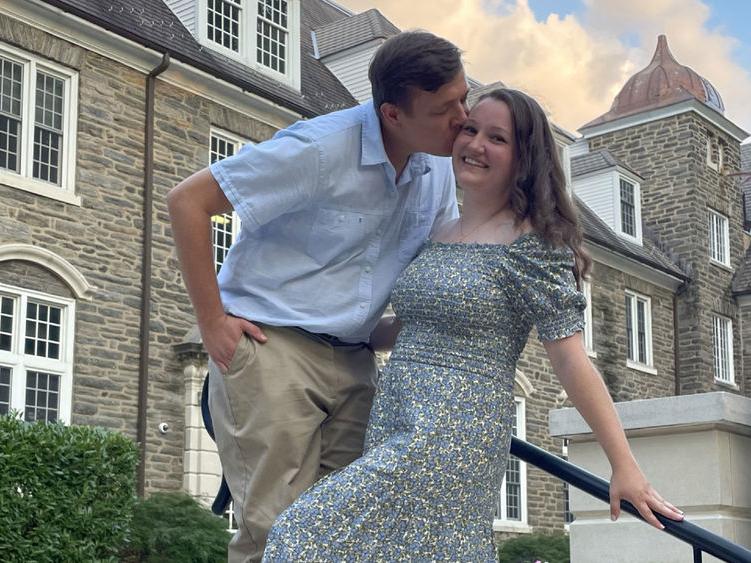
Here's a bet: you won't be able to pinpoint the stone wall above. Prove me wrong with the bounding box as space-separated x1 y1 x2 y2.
587 113 745 397
0 20 285 493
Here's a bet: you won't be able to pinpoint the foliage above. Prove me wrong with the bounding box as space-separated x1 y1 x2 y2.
498 532 570 563
119 492 229 563
0 414 138 562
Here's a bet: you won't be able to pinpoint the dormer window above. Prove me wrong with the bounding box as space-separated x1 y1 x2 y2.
619 178 636 236
200 0 300 88
615 173 642 243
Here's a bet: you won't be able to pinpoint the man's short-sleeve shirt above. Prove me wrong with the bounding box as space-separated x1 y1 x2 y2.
209 101 458 342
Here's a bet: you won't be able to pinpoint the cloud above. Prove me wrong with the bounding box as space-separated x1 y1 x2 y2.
334 0 751 138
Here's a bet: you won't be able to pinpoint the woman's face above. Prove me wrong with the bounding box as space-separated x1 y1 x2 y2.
452 98 517 196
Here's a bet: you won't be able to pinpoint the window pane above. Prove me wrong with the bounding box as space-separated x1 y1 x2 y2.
0 366 10 415
33 126 61 185
207 0 241 52
495 401 523 521
625 295 634 361
0 296 13 352
636 300 646 364
620 179 636 236
256 0 288 74
210 134 238 273
24 301 63 359
24 371 60 423
0 57 23 117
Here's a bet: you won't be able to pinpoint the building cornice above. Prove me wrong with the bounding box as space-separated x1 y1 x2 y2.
579 98 748 143
585 241 686 292
2 0 303 130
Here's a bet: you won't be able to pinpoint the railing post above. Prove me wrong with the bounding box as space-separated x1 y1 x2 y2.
693 547 703 563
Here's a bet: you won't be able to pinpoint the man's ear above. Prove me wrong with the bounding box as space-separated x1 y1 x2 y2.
379 102 402 128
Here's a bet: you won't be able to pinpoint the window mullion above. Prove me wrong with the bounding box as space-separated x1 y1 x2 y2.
18 59 33 179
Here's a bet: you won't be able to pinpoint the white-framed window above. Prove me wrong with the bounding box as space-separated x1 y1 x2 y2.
224 501 238 533
0 43 79 205
712 314 735 385
582 280 594 355
619 178 636 237
210 129 249 273
494 398 527 526
625 290 653 370
199 0 301 88
709 209 730 267
0 284 75 423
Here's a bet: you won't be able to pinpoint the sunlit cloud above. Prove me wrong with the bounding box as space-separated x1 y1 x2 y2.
334 0 751 138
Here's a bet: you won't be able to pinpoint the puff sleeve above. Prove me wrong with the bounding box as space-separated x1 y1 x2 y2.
509 239 587 342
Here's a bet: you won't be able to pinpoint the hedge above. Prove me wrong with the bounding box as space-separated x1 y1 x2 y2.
498 532 570 563
0 414 138 562
119 492 229 562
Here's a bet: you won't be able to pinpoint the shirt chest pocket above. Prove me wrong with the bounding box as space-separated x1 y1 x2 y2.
307 208 368 265
398 211 433 263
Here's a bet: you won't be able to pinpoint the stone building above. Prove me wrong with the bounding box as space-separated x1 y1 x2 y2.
1 0 749 549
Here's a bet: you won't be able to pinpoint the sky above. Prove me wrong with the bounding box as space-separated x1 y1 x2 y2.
335 0 751 142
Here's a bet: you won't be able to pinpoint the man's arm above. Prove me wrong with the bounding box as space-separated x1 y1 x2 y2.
167 168 266 372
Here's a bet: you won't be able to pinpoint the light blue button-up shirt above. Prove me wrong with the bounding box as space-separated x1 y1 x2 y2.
209 101 458 342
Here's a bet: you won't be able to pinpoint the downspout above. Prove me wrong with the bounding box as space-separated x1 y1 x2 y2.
673 281 689 397
137 52 171 497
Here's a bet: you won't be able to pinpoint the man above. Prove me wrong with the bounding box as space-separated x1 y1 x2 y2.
168 31 468 562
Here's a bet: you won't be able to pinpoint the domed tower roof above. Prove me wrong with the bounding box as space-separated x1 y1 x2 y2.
583 35 724 128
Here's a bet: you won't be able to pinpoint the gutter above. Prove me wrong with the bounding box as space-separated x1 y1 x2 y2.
137 52 171 497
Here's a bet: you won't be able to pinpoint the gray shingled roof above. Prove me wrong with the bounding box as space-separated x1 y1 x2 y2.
40 0 357 117
572 150 643 180
576 197 688 281
313 8 400 59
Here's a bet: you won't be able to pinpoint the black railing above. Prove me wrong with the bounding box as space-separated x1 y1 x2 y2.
509 437 751 563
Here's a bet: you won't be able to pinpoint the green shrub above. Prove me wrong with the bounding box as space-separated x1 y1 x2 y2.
498 533 570 563
119 492 230 562
0 414 138 562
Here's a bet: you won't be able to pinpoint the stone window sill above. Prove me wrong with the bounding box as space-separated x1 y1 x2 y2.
493 520 533 534
626 360 657 375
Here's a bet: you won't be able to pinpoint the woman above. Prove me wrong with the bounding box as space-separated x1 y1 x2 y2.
263 89 683 561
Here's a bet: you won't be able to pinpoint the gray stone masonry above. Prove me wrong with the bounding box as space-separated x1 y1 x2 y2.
0 18 281 493
587 112 746 397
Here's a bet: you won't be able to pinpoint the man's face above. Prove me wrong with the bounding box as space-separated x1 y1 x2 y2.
397 71 469 156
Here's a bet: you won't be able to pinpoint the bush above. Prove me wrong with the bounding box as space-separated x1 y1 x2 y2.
0 414 138 562
498 533 570 563
119 492 230 562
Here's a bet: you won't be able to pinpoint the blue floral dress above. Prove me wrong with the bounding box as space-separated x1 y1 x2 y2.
264 234 586 562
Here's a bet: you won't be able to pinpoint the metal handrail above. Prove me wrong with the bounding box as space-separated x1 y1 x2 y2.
509 437 751 563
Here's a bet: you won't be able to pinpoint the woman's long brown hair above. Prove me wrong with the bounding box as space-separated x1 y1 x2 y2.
478 88 592 284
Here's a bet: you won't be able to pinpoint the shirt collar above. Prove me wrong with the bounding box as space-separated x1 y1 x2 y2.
360 101 434 179
361 101 389 166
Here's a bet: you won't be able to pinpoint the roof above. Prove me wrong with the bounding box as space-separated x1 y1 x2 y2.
39 0 357 117
571 149 643 180
576 197 688 281
313 8 400 59
582 35 724 130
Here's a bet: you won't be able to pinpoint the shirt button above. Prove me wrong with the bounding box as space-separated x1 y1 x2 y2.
359 303 366 309
338 215 345 222
364 266 372 273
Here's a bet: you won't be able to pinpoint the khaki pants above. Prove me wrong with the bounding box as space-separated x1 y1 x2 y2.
208 325 377 563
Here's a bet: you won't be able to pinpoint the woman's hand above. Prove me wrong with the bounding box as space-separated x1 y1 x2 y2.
609 462 684 529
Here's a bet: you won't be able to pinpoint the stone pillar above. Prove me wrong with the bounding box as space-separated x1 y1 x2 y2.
174 327 222 509
550 392 751 563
